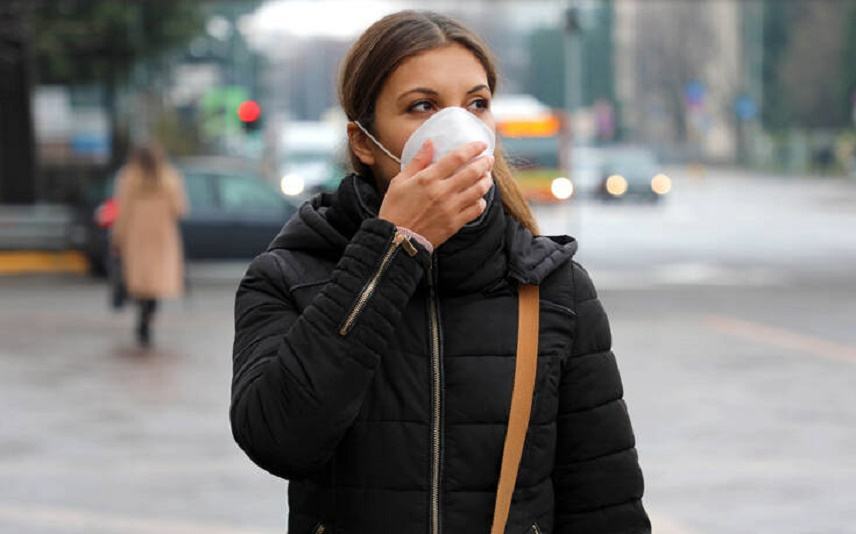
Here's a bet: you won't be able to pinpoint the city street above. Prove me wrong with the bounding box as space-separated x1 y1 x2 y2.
1 167 855 534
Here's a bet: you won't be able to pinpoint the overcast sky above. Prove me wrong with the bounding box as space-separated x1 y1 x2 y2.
241 0 569 50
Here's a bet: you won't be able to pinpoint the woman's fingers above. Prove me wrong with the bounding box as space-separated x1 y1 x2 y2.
456 197 488 226
420 140 487 183
446 153 494 195
397 139 434 180
380 139 493 248
455 172 493 212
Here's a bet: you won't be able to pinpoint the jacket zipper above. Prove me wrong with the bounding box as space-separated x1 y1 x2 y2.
427 256 442 534
338 229 417 336
531 521 542 534
312 522 326 534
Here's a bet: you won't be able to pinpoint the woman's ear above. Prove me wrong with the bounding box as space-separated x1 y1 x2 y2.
347 122 376 167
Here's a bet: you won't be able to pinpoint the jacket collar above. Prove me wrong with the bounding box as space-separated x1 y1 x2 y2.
268 172 578 294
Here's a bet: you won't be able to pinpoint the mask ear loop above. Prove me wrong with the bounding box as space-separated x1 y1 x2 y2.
353 120 402 165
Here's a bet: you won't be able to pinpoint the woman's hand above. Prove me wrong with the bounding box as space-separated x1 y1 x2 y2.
377 139 494 249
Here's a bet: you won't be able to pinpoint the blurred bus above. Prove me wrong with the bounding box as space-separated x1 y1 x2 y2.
493 94 572 204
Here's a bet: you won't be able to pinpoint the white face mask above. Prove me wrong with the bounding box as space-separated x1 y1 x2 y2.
353 106 495 171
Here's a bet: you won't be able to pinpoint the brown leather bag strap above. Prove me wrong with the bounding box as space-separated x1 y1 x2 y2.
491 283 540 534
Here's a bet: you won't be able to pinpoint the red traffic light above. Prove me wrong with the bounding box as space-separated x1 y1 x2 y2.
237 100 261 123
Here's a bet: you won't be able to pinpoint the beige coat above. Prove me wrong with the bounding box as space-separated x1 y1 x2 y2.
111 163 188 299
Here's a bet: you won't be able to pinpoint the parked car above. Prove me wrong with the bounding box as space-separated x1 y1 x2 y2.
85 156 298 276
278 121 348 202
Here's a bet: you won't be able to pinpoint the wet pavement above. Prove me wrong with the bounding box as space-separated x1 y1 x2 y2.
1 168 855 533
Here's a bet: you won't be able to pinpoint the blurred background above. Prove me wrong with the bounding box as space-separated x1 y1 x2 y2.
1 1 855 533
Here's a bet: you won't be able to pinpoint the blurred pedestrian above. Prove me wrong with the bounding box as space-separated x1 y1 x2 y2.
230 9 650 534
111 142 188 347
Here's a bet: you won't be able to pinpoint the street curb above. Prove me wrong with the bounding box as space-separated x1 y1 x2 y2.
0 250 88 276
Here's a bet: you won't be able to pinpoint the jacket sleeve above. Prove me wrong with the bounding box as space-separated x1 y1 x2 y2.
552 260 651 533
230 217 430 480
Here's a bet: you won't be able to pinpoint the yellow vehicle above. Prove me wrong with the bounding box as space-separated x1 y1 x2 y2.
493 95 572 203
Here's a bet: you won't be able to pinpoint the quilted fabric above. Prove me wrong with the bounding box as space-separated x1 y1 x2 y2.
230 172 651 533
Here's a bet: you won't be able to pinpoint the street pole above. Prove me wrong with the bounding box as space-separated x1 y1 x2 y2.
562 2 585 233
563 3 584 117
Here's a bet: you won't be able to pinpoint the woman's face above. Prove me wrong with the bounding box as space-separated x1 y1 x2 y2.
348 42 495 192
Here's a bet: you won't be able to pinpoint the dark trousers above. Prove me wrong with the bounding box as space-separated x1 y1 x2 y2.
136 298 158 345
137 298 158 324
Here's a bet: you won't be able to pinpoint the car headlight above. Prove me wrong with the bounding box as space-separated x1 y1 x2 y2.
650 173 671 195
605 174 628 196
551 177 573 200
280 173 305 196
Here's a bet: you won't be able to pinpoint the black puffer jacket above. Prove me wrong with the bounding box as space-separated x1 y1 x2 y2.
230 172 651 534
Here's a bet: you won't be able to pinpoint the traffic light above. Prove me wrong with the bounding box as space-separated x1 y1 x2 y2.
237 100 262 132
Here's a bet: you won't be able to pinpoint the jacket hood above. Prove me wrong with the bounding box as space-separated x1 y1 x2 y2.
268 173 578 289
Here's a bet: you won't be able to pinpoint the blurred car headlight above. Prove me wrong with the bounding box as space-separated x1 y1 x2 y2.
605 174 628 196
551 176 573 200
650 173 672 195
280 173 305 196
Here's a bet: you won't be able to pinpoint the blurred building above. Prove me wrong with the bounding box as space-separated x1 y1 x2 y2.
613 0 746 163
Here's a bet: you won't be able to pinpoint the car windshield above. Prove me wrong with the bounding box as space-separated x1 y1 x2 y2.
571 148 604 170
605 150 657 175
218 173 282 214
181 171 218 210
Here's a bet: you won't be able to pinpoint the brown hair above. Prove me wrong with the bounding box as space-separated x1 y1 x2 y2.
337 9 540 235
128 142 166 189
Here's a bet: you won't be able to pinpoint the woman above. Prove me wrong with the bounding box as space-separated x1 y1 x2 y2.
231 10 650 533
112 142 188 347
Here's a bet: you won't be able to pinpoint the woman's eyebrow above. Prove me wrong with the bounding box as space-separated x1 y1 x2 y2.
397 84 490 102
397 87 437 102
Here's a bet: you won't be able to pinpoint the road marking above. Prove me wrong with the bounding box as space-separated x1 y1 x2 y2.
0 502 276 534
704 314 856 363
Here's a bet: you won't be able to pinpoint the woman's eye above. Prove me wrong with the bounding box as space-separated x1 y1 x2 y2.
409 99 489 114
469 98 490 112
409 100 434 113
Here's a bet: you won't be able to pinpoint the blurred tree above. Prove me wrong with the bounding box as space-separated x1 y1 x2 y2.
0 0 37 203
527 28 565 110
581 3 615 109
760 0 799 131
778 1 851 130
152 104 204 158
30 0 204 167
526 3 614 111
842 2 856 129
634 2 719 143
763 0 856 132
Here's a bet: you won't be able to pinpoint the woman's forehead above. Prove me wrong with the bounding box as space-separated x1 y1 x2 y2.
383 44 488 97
